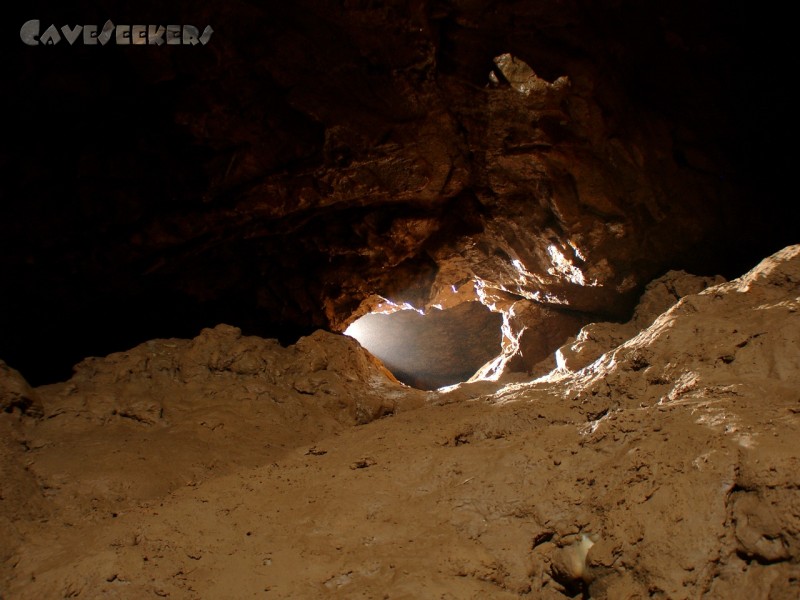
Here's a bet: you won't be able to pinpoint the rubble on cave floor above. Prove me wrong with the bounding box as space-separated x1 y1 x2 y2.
2 246 799 599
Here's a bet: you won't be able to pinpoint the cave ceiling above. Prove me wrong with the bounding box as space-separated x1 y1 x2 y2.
2 0 795 384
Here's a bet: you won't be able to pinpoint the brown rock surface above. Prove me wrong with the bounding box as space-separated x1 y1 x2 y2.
3 1 796 387
0 361 43 418
555 270 726 372
1 245 798 598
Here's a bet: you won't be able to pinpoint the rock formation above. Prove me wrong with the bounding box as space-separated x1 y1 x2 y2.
1 245 798 598
3 0 797 386
3 1 798 597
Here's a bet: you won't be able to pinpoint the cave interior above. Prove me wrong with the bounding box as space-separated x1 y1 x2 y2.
3 0 796 389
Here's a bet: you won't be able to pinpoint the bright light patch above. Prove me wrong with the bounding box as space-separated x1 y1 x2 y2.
474 278 498 311
546 244 601 287
369 298 424 315
567 239 587 262
469 310 525 383
511 258 535 284
344 301 504 390
344 310 409 361
547 244 586 285
344 314 373 343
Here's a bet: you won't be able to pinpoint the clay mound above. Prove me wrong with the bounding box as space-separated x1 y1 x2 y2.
495 245 800 597
41 323 418 426
1 247 799 599
553 269 726 373
0 361 43 418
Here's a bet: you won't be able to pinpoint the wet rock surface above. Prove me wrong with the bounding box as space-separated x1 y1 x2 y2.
1 246 798 598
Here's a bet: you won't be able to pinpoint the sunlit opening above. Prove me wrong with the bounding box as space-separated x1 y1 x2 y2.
345 301 503 390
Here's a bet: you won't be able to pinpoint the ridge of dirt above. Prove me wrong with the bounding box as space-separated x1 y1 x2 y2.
2 246 799 599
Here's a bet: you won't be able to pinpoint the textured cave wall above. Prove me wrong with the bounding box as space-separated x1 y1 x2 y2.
2 0 796 384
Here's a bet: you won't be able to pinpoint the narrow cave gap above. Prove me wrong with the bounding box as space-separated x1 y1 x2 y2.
345 301 504 390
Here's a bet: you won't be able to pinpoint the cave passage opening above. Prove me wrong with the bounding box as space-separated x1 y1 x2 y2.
344 300 504 390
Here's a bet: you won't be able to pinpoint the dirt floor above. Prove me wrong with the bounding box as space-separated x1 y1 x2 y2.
2 246 799 599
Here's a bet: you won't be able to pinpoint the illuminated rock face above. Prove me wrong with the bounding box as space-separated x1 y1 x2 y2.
2 246 798 599
2 0 795 384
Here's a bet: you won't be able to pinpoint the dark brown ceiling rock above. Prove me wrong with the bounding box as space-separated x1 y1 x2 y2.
2 0 795 384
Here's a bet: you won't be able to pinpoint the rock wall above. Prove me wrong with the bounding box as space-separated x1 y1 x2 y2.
4 0 796 384
1 245 798 598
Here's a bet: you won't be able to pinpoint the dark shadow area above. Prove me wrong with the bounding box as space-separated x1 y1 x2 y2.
2 0 797 386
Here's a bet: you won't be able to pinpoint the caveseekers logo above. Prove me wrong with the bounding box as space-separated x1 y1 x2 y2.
20 19 213 46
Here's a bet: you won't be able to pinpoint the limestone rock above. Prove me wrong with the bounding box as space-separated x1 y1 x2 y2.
631 270 726 329
1 246 799 599
59 324 419 428
555 270 726 372
498 245 800 598
0 361 43 417
4 1 794 387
